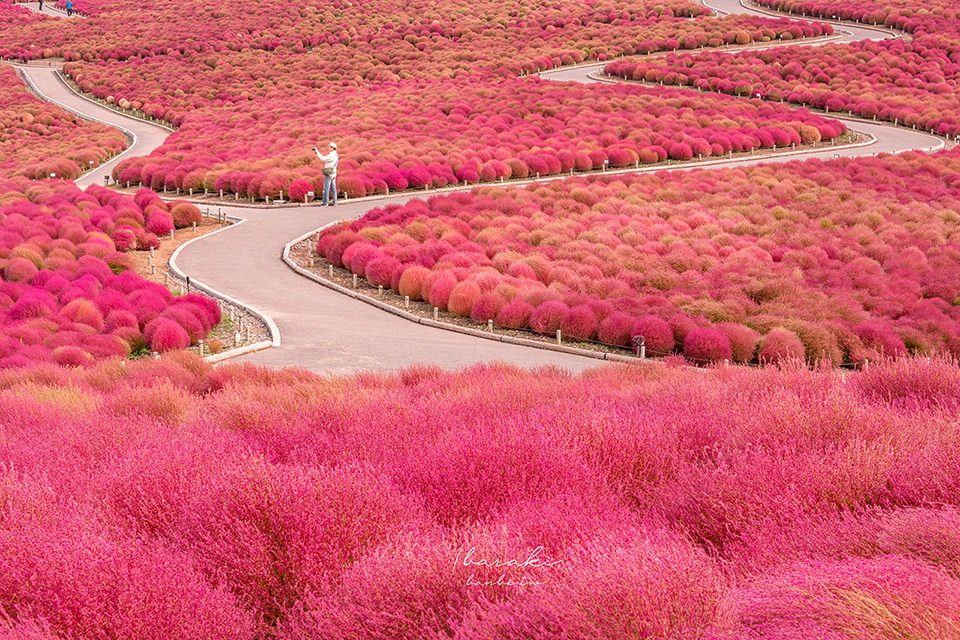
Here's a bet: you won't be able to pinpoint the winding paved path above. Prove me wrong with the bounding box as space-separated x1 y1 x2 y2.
8 0 949 373
20 1 77 17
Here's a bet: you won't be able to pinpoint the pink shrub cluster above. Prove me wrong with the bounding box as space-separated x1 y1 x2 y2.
0 354 958 638
319 149 960 364
0 179 219 365
107 78 844 199
604 36 960 137
0 65 126 179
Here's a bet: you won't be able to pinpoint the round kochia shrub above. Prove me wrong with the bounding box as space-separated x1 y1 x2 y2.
446 281 482 317
470 291 503 323
855 320 907 358
4 258 39 283
598 312 635 347
288 179 313 202
161 307 205 343
631 315 675 356
495 298 533 329
561 304 599 341
8 291 58 320
425 273 457 309
52 345 94 367
720 323 760 364
683 327 732 364
169 202 202 228
365 256 400 289
397 266 431 301
145 211 174 236
759 328 805 363
144 317 191 352
61 298 105 332
530 300 569 335
342 243 378 275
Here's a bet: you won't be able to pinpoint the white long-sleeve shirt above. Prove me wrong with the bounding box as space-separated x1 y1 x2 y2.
315 149 338 178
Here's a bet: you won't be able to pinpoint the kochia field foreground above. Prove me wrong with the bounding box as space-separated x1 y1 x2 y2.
0 354 958 638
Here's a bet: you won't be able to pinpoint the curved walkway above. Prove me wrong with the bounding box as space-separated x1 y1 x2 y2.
20 1 77 17
9 2 949 373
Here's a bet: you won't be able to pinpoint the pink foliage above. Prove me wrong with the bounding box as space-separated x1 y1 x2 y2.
560 304 599 341
446 281 482 317
397 266 431 301
143 317 192 352
365 256 401 289
0 357 956 636
530 300 569 335
631 315 675 356
470 291 504 323
495 298 534 329
759 328 805 363
683 327 732 363
598 311 635 347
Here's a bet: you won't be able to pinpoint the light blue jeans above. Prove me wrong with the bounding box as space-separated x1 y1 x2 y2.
322 174 337 206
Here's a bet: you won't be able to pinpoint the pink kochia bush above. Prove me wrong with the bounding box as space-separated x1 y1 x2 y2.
319 149 960 365
0 355 960 638
0 179 219 365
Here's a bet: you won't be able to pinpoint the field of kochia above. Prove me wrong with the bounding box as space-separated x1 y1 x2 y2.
1 355 959 639
0 0 959 637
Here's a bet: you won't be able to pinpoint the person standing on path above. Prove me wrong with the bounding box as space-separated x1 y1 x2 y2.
313 142 339 206
65 0 73 15
38 0 43 12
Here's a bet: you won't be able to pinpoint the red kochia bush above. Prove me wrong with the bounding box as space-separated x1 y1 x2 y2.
720 323 760 364
397 266 431 301
4 258 39 283
52 345 93 367
160 307 206 343
174 293 222 329
425 273 457 309
169 202 202 228
561 304 599 341
530 300 569 335
759 328 805 363
143 317 192 352
495 298 534 329
60 298 105 332
145 211 174 236
683 327 732 364
631 315 675 355
287 179 313 202
446 281 482 317
598 312 635 347
365 256 401 289
470 291 504 323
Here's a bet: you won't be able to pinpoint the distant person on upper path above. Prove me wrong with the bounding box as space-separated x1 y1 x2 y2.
65 0 73 15
313 142 339 206
38 0 43 12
